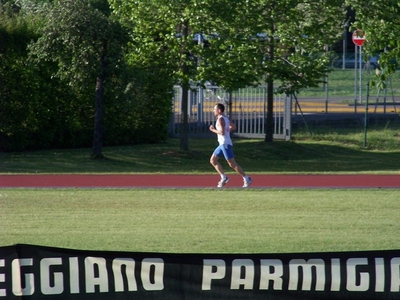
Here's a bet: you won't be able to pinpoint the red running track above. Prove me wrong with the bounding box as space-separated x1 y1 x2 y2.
0 174 399 188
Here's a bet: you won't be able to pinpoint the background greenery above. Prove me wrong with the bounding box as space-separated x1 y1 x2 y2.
1 0 399 257
0 1 174 152
4 0 398 153
302 68 400 97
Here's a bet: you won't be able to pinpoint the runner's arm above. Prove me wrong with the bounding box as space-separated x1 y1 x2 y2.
209 117 225 135
229 121 236 131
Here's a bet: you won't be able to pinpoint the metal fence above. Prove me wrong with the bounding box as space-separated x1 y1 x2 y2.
169 85 292 140
169 71 400 140
290 68 400 131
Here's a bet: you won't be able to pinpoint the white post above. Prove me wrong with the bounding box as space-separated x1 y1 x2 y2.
354 44 357 113
359 45 362 104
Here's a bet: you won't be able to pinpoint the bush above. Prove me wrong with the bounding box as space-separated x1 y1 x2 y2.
0 32 173 152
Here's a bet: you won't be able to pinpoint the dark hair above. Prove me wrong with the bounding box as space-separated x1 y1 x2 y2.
216 103 225 112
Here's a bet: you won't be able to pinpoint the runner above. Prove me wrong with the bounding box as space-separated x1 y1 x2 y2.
209 103 253 188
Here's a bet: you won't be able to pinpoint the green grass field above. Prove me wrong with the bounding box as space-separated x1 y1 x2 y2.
1 126 400 253
1 189 399 253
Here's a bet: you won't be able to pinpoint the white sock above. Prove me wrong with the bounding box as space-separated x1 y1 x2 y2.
221 174 226 180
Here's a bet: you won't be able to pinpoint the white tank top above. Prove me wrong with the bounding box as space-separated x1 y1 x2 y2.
216 115 233 146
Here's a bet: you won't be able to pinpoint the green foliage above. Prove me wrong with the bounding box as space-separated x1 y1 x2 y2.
111 0 197 88
347 0 400 86
3 0 349 92
110 0 346 93
109 0 347 146
103 64 173 146
0 0 174 152
0 1 95 151
28 0 123 88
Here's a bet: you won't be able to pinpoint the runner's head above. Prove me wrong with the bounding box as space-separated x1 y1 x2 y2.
213 103 225 116
216 103 225 112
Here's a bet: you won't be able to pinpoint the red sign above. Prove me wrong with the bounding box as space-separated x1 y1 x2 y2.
352 30 366 46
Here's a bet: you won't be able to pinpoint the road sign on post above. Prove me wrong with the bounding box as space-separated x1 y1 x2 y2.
352 30 366 46
352 30 365 106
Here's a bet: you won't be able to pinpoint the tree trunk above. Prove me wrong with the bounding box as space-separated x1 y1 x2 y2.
91 41 107 159
179 21 190 151
265 79 274 142
265 35 275 142
180 84 189 151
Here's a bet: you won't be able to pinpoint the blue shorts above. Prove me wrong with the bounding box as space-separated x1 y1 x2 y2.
213 144 234 160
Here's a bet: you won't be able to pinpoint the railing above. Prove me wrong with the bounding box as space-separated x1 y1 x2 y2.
170 85 292 140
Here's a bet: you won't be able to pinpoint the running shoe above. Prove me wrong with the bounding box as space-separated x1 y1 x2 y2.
217 177 230 188
243 177 253 188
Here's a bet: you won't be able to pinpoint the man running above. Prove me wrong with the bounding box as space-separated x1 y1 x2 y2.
209 103 253 188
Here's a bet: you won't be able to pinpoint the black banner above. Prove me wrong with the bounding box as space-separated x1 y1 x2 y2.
0 244 399 299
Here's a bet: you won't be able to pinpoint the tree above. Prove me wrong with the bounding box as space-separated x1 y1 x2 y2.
0 0 70 151
110 0 209 150
110 0 264 149
201 0 346 141
258 0 346 141
28 0 126 158
110 0 346 146
346 0 400 87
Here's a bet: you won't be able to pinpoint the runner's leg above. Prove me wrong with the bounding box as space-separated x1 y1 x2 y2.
226 158 246 177
210 154 224 176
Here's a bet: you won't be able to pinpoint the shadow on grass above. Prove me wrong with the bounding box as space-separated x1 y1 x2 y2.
1 138 399 173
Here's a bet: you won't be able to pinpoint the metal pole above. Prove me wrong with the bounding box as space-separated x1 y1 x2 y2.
354 45 357 114
263 87 267 134
389 75 397 113
383 86 387 114
293 94 312 136
342 24 348 70
228 91 232 120
325 73 328 115
363 82 369 148
285 94 292 140
325 45 329 114
359 46 362 104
